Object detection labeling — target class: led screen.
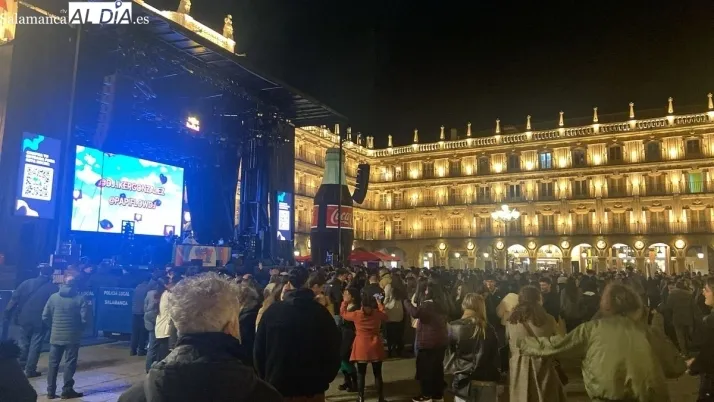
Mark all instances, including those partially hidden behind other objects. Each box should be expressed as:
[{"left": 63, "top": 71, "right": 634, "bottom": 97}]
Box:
[
  {"left": 71, "top": 145, "right": 184, "bottom": 236},
  {"left": 276, "top": 191, "right": 292, "bottom": 241},
  {"left": 14, "top": 132, "right": 62, "bottom": 218}
]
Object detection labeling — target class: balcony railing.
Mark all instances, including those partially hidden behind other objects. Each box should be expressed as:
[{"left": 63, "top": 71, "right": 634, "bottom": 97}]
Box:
[
  {"left": 295, "top": 151, "right": 325, "bottom": 167},
  {"left": 685, "top": 180, "right": 708, "bottom": 194},
  {"left": 646, "top": 183, "right": 668, "bottom": 196},
  {"left": 689, "top": 221, "right": 710, "bottom": 233},
  {"left": 540, "top": 227, "right": 557, "bottom": 236},
  {"left": 607, "top": 185, "right": 627, "bottom": 197},
  {"left": 539, "top": 193, "right": 557, "bottom": 201}
]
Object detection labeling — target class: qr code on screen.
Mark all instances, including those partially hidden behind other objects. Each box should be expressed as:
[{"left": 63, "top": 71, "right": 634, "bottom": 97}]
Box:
[{"left": 21, "top": 164, "right": 54, "bottom": 201}]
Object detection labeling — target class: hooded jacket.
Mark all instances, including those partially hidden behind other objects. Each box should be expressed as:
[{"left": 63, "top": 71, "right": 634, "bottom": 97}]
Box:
[
  {"left": 42, "top": 284, "right": 90, "bottom": 345},
  {"left": 0, "top": 341, "right": 37, "bottom": 402},
  {"left": 118, "top": 332, "right": 281, "bottom": 402}
]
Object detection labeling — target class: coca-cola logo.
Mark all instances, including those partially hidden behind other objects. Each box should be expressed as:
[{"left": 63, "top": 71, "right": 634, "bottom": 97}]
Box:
[
  {"left": 329, "top": 209, "right": 353, "bottom": 225},
  {"left": 325, "top": 205, "right": 353, "bottom": 229}
]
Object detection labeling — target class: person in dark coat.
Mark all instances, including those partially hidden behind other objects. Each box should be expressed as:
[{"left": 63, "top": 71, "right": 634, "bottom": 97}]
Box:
[
  {"left": 361, "top": 273, "right": 384, "bottom": 304},
  {"left": 237, "top": 284, "right": 261, "bottom": 366},
  {"left": 118, "top": 272, "right": 281, "bottom": 402},
  {"left": 130, "top": 273, "right": 153, "bottom": 356},
  {"left": 254, "top": 268, "right": 341, "bottom": 402},
  {"left": 42, "top": 271, "right": 90, "bottom": 399},
  {"left": 4, "top": 263, "right": 57, "bottom": 377},
  {"left": 539, "top": 277, "right": 560, "bottom": 322},
  {"left": 337, "top": 287, "right": 360, "bottom": 393},
  {"left": 0, "top": 340, "right": 37, "bottom": 402},
  {"left": 688, "top": 276, "right": 714, "bottom": 401}
]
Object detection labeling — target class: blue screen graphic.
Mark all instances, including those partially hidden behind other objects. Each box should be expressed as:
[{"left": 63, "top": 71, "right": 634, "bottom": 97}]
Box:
[
  {"left": 276, "top": 191, "right": 293, "bottom": 241},
  {"left": 71, "top": 145, "right": 185, "bottom": 236},
  {"left": 15, "top": 132, "right": 62, "bottom": 219}
]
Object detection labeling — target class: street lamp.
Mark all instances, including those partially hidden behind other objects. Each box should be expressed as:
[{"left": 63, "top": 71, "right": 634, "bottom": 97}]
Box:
[
  {"left": 293, "top": 250, "right": 300, "bottom": 257},
  {"left": 454, "top": 252, "right": 461, "bottom": 258}
]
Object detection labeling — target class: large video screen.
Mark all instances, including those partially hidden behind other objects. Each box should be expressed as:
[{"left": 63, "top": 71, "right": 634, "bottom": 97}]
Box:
[
  {"left": 14, "top": 132, "right": 62, "bottom": 218},
  {"left": 276, "top": 191, "right": 293, "bottom": 241},
  {"left": 71, "top": 145, "right": 184, "bottom": 236}
]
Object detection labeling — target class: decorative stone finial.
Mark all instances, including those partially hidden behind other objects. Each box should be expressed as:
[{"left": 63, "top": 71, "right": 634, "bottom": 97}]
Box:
[
  {"left": 439, "top": 125, "right": 445, "bottom": 140},
  {"left": 629, "top": 102, "right": 635, "bottom": 119},
  {"left": 178, "top": 0, "right": 191, "bottom": 14},
  {"left": 388, "top": 135, "right": 393, "bottom": 147},
  {"left": 413, "top": 129, "right": 419, "bottom": 143},
  {"left": 593, "top": 107, "right": 599, "bottom": 123},
  {"left": 708, "top": 93, "right": 713, "bottom": 110},
  {"left": 356, "top": 133, "right": 362, "bottom": 146},
  {"left": 466, "top": 122, "right": 472, "bottom": 137},
  {"left": 526, "top": 115, "right": 532, "bottom": 130},
  {"left": 334, "top": 123, "right": 340, "bottom": 137},
  {"left": 495, "top": 119, "right": 501, "bottom": 134},
  {"left": 369, "top": 136, "right": 374, "bottom": 149},
  {"left": 346, "top": 127, "right": 352, "bottom": 142},
  {"left": 668, "top": 97, "right": 674, "bottom": 114},
  {"left": 223, "top": 15, "right": 234, "bottom": 41},
  {"left": 558, "top": 111, "right": 564, "bottom": 127}
]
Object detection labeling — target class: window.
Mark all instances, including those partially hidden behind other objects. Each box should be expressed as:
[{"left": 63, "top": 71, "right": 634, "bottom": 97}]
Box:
[
  {"left": 478, "top": 217, "right": 491, "bottom": 233},
  {"left": 608, "top": 145, "right": 623, "bottom": 163},
  {"left": 393, "top": 220, "right": 402, "bottom": 235},
  {"left": 507, "top": 184, "right": 522, "bottom": 200},
  {"left": 612, "top": 213, "right": 627, "bottom": 233},
  {"left": 423, "top": 218, "right": 435, "bottom": 234},
  {"left": 572, "top": 149, "right": 587, "bottom": 167},
  {"left": 477, "top": 187, "right": 491, "bottom": 203},
  {"left": 423, "top": 162, "right": 434, "bottom": 179},
  {"left": 392, "top": 193, "right": 403, "bottom": 209},
  {"left": 478, "top": 157, "right": 490, "bottom": 174},
  {"left": 449, "top": 187, "right": 459, "bottom": 204},
  {"left": 394, "top": 166, "right": 403, "bottom": 181},
  {"left": 379, "top": 221, "right": 387, "bottom": 237},
  {"left": 649, "top": 211, "right": 666, "bottom": 233},
  {"left": 573, "top": 180, "right": 589, "bottom": 198},
  {"left": 449, "top": 217, "right": 462, "bottom": 232},
  {"left": 508, "top": 154, "right": 520, "bottom": 171},
  {"left": 687, "top": 172, "right": 704, "bottom": 193},
  {"left": 450, "top": 160, "right": 461, "bottom": 177},
  {"left": 686, "top": 138, "right": 702, "bottom": 156},
  {"left": 689, "top": 209, "right": 707, "bottom": 232},
  {"left": 540, "top": 215, "right": 555, "bottom": 234},
  {"left": 539, "top": 152, "right": 553, "bottom": 169},
  {"left": 423, "top": 189, "right": 434, "bottom": 205},
  {"left": 646, "top": 175, "right": 666, "bottom": 195},
  {"left": 379, "top": 193, "right": 389, "bottom": 208},
  {"left": 608, "top": 177, "right": 626, "bottom": 197},
  {"left": 540, "top": 182, "right": 554, "bottom": 199},
  {"left": 645, "top": 142, "right": 661, "bottom": 162},
  {"left": 574, "top": 214, "right": 590, "bottom": 233}
]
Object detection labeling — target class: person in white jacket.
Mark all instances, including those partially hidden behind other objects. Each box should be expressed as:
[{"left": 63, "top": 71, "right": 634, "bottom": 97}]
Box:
[
  {"left": 154, "top": 283, "right": 173, "bottom": 363},
  {"left": 380, "top": 269, "right": 405, "bottom": 357}
]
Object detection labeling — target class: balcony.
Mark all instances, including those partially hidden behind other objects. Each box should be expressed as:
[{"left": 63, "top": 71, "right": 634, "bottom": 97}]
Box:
[
  {"left": 295, "top": 151, "right": 324, "bottom": 167},
  {"left": 648, "top": 222, "right": 669, "bottom": 234},
  {"left": 607, "top": 185, "right": 627, "bottom": 198},
  {"left": 574, "top": 223, "right": 591, "bottom": 234},
  {"left": 572, "top": 190, "right": 589, "bottom": 200},
  {"left": 646, "top": 183, "right": 668, "bottom": 196},
  {"left": 539, "top": 193, "right": 557, "bottom": 201},
  {"left": 685, "top": 181, "right": 708, "bottom": 194},
  {"left": 296, "top": 184, "right": 317, "bottom": 197},
  {"left": 476, "top": 195, "right": 492, "bottom": 204},
  {"left": 540, "top": 227, "right": 557, "bottom": 236},
  {"left": 609, "top": 224, "right": 630, "bottom": 234},
  {"left": 504, "top": 193, "right": 526, "bottom": 202},
  {"left": 689, "top": 221, "right": 710, "bottom": 233}
]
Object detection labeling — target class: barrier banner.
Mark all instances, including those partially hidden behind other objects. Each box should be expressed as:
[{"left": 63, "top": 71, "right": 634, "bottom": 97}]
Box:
[{"left": 95, "top": 287, "right": 133, "bottom": 334}]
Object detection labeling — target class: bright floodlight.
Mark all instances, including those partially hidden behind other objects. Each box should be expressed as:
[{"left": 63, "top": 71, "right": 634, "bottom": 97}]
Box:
[
  {"left": 491, "top": 204, "right": 520, "bottom": 222},
  {"left": 186, "top": 116, "right": 200, "bottom": 131},
  {"left": 183, "top": 211, "right": 191, "bottom": 222},
  {"left": 293, "top": 250, "right": 300, "bottom": 256},
  {"left": 454, "top": 252, "right": 461, "bottom": 258}
]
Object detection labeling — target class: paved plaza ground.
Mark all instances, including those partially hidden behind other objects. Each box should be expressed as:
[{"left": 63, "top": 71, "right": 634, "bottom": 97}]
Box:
[{"left": 27, "top": 341, "right": 700, "bottom": 402}]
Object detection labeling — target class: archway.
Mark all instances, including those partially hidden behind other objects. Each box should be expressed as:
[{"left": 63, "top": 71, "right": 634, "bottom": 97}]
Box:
[
  {"left": 646, "top": 243, "right": 671, "bottom": 274},
  {"left": 609, "top": 243, "right": 635, "bottom": 271},
  {"left": 570, "top": 243, "right": 595, "bottom": 273},
  {"left": 377, "top": 247, "right": 406, "bottom": 269},
  {"left": 448, "top": 249, "right": 467, "bottom": 270},
  {"left": 478, "top": 245, "right": 495, "bottom": 271},
  {"left": 421, "top": 247, "right": 437, "bottom": 269},
  {"left": 507, "top": 244, "right": 529, "bottom": 272},
  {"left": 536, "top": 245, "right": 563, "bottom": 271},
  {"left": 685, "top": 245, "right": 708, "bottom": 273}
]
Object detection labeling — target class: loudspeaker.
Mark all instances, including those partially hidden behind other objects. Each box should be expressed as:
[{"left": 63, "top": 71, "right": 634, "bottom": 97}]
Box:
[{"left": 351, "top": 163, "right": 370, "bottom": 204}]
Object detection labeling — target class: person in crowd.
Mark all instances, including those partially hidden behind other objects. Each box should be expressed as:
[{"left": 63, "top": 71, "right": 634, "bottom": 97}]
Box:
[
  {"left": 118, "top": 272, "right": 282, "bottom": 402},
  {"left": 539, "top": 277, "right": 560, "bottom": 322},
  {"left": 326, "top": 268, "right": 350, "bottom": 324},
  {"left": 362, "top": 273, "right": 384, "bottom": 303},
  {"left": 4, "top": 263, "right": 57, "bottom": 377},
  {"left": 506, "top": 285, "right": 565, "bottom": 402},
  {"left": 380, "top": 268, "right": 405, "bottom": 358},
  {"left": 663, "top": 280, "right": 697, "bottom": 357},
  {"left": 154, "top": 281, "right": 173, "bottom": 365},
  {"left": 237, "top": 282, "right": 261, "bottom": 366},
  {"left": 688, "top": 276, "right": 714, "bottom": 401},
  {"left": 143, "top": 278, "right": 165, "bottom": 372},
  {"left": 264, "top": 274, "right": 282, "bottom": 300},
  {"left": 341, "top": 289, "right": 389, "bottom": 402},
  {"left": 560, "top": 276, "right": 584, "bottom": 332},
  {"left": 0, "top": 340, "right": 37, "bottom": 402},
  {"left": 130, "top": 273, "right": 152, "bottom": 357},
  {"left": 308, "top": 272, "right": 330, "bottom": 312},
  {"left": 519, "top": 282, "right": 685, "bottom": 402},
  {"left": 256, "top": 281, "right": 285, "bottom": 330},
  {"left": 254, "top": 268, "right": 341, "bottom": 402},
  {"left": 338, "top": 287, "right": 360, "bottom": 393},
  {"left": 403, "top": 282, "right": 449, "bottom": 402},
  {"left": 445, "top": 293, "right": 500, "bottom": 400},
  {"left": 43, "top": 269, "right": 90, "bottom": 399}
]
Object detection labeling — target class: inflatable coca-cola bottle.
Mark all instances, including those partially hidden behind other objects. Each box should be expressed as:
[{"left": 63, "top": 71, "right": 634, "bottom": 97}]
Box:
[{"left": 310, "top": 148, "right": 354, "bottom": 266}]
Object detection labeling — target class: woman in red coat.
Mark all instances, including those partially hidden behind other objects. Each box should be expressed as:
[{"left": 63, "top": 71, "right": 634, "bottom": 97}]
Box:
[{"left": 341, "top": 293, "right": 389, "bottom": 402}]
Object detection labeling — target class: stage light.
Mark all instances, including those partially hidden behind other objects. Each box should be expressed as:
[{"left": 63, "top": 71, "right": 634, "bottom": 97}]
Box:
[
  {"left": 184, "top": 211, "right": 191, "bottom": 222},
  {"left": 186, "top": 116, "right": 200, "bottom": 131}
]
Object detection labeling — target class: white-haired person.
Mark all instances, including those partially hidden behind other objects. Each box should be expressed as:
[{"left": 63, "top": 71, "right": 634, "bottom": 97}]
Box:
[{"left": 118, "top": 272, "right": 282, "bottom": 402}]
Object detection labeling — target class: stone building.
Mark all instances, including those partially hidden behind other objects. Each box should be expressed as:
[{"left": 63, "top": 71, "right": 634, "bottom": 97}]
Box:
[{"left": 293, "top": 96, "right": 714, "bottom": 274}]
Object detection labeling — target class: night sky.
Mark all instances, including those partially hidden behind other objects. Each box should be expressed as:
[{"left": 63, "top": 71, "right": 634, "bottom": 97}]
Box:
[{"left": 153, "top": 0, "right": 714, "bottom": 146}]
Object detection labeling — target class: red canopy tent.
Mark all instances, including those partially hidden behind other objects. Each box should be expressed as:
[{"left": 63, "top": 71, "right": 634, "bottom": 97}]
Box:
[
  {"left": 295, "top": 255, "right": 311, "bottom": 263},
  {"left": 348, "top": 250, "right": 382, "bottom": 262},
  {"left": 372, "top": 251, "right": 400, "bottom": 262}
]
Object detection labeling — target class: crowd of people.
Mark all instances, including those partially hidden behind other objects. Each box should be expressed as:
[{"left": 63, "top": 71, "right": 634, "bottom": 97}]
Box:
[{"left": 1, "top": 261, "right": 713, "bottom": 402}]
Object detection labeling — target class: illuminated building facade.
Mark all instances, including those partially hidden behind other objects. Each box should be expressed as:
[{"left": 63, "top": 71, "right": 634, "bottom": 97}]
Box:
[{"left": 294, "top": 96, "right": 714, "bottom": 274}]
